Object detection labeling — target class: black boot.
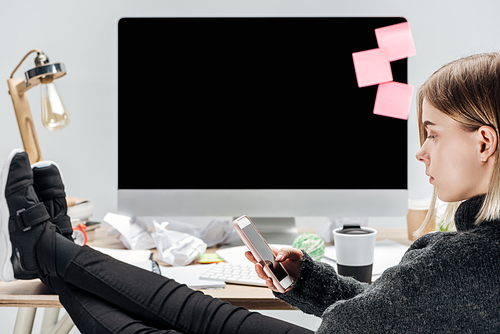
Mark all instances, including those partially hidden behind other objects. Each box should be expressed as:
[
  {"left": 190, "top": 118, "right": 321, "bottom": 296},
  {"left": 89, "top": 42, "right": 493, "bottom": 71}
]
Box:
[
  {"left": 32, "top": 161, "right": 74, "bottom": 242},
  {"left": 0, "top": 149, "right": 58, "bottom": 281}
]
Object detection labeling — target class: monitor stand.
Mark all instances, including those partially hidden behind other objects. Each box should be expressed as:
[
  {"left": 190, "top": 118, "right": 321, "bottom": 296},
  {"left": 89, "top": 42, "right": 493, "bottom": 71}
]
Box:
[{"left": 225, "top": 217, "right": 299, "bottom": 247}]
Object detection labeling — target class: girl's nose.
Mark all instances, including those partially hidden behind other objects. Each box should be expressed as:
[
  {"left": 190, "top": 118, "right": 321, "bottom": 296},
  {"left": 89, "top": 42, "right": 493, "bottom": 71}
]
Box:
[{"left": 415, "top": 145, "right": 429, "bottom": 163}]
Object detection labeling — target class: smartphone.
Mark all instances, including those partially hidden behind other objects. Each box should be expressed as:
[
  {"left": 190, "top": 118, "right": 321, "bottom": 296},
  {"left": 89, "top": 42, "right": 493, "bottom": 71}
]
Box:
[{"left": 232, "top": 215, "right": 293, "bottom": 293}]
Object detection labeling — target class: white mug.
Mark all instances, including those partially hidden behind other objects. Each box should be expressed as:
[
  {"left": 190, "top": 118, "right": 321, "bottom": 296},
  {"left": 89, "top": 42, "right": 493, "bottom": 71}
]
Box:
[{"left": 333, "top": 225, "right": 377, "bottom": 283}]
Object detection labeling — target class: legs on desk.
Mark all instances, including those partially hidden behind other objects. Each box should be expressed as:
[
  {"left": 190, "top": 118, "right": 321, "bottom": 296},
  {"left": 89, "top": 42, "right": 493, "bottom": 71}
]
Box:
[
  {"left": 42, "top": 274, "right": 181, "bottom": 334},
  {"left": 40, "top": 246, "right": 312, "bottom": 334},
  {"left": 2, "top": 151, "right": 310, "bottom": 334}
]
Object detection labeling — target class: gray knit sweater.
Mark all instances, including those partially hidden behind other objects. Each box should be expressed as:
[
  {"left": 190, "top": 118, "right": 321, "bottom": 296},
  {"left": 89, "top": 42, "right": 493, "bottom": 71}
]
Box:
[{"left": 276, "top": 195, "right": 500, "bottom": 333}]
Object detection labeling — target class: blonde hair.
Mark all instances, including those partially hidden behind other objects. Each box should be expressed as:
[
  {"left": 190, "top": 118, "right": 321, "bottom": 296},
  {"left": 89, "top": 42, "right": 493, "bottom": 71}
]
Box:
[{"left": 415, "top": 52, "right": 500, "bottom": 236}]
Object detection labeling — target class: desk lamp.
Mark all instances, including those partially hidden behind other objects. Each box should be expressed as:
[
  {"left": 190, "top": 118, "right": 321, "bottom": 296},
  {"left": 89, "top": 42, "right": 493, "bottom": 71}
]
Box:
[{"left": 7, "top": 49, "right": 69, "bottom": 164}]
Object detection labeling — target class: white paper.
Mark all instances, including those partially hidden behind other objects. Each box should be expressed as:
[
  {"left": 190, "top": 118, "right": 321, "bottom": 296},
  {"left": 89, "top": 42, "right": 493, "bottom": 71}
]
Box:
[
  {"left": 152, "top": 221, "right": 207, "bottom": 266},
  {"left": 164, "top": 219, "right": 237, "bottom": 247},
  {"left": 103, "top": 213, "right": 156, "bottom": 250},
  {"left": 160, "top": 264, "right": 225, "bottom": 289},
  {"left": 198, "top": 219, "right": 237, "bottom": 246},
  {"left": 90, "top": 246, "right": 158, "bottom": 272},
  {"left": 91, "top": 246, "right": 152, "bottom": 262}
]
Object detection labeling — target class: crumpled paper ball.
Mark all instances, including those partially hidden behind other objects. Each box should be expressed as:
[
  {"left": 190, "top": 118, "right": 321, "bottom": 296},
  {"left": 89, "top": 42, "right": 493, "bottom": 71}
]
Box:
[{"left": 151, "top": 221, "right": 207, "bottom": 266}]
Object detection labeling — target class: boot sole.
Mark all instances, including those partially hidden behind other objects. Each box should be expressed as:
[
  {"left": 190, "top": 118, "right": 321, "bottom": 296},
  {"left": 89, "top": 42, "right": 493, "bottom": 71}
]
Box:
[{"left": 0, "top": 148, "right": 23, "bottom": 282}]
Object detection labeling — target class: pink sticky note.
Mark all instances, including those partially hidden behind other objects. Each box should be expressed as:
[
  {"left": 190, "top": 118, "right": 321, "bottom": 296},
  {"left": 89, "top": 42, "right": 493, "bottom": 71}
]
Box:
[
  {"left": 352, "top": 48, "right": 393, "bottom": 88},
  {"left": 375, "top": 22, "right": 416, "bottom": 61},
  {"left": 373, "top": 82, "right": 414, "bottom": 120}
]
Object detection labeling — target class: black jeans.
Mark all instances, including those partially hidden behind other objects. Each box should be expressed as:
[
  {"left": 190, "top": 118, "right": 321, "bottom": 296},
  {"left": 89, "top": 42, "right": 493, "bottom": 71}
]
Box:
[{"left": 41, "top": 246, "right": 313, "bottom": 334}]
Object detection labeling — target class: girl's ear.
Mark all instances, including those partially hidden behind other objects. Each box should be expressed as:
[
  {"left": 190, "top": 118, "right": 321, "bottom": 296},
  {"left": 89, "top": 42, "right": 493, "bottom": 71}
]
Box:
[{"left": 478, "top": 125, "right": 498, "bottom": 162}]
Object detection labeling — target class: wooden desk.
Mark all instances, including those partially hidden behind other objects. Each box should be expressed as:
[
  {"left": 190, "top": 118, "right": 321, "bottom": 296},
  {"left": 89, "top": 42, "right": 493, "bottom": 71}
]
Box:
[{"left": 0, "top": 227, "right": 411, "bottom": 311}]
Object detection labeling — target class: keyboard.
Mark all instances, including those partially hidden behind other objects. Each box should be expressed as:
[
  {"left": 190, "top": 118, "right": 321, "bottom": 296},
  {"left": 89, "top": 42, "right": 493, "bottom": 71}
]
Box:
[{"left": 200, "top": 262, "right": 266, "bottom": 287}]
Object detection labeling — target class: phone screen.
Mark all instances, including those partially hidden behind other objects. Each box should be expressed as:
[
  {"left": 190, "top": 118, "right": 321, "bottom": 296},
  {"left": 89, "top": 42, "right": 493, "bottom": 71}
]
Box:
[{"left": 241, "top": 224, "right": 289, "bottom": 281}]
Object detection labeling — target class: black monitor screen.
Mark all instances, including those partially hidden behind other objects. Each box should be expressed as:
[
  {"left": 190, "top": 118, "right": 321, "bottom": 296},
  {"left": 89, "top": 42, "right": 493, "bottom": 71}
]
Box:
[{"left": 118, "top": 17, "right": 408, "bottom": 190}]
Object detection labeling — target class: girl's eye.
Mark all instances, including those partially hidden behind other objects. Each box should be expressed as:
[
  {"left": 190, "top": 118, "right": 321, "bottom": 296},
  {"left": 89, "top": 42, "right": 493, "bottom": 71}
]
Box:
[{"left": 427, "top": 135, "right": 436, "bottom": 140}]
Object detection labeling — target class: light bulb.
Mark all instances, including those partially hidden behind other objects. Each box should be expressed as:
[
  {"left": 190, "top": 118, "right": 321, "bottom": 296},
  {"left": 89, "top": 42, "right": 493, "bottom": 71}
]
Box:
[{"left": 40, "top": 81, "right": 70, "bottom": 131}]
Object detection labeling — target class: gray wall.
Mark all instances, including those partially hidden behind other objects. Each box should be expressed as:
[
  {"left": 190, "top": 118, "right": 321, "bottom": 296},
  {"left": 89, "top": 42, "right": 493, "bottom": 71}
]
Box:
[
  {"left": 2, "top": 1, "right": 500, "bottom": 221},
  {"left": 1, "top": 0, "right": 499, "bottom": 332},
  {"left": 2, "top": 1, "right": 500, "bottom": 223}
]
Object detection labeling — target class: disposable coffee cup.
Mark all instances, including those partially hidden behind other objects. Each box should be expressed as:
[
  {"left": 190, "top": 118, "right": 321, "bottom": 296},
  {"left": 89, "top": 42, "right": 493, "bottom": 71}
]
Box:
[{"left": 333, "top": 225, "right": 377, "bottom": 283}]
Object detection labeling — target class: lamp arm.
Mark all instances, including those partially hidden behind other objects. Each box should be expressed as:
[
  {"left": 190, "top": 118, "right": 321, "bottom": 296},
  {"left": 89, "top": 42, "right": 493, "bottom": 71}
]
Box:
[
  {"left": 10, "top": 49, "right": 42, "bottom": 79},
  {"left": 7, "top": 77, "right": 43, "bottom": 164},
  {"left": 7, "top": 49, "right": 45, "bottom": 164},
  {"left": 25, "top": 117, "right": 43, "bottom": 162}
]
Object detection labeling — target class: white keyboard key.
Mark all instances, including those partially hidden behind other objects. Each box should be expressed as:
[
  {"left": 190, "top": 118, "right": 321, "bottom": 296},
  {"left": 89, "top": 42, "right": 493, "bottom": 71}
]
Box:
[{"left": 200, "top": 262, "right": 266, "bottom": 287}]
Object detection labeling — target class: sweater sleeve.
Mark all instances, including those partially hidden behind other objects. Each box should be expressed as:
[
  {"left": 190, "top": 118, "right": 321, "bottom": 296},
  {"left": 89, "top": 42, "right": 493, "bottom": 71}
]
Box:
[{"left": 273, "top": 252, "right": 369, "bottom": 317}]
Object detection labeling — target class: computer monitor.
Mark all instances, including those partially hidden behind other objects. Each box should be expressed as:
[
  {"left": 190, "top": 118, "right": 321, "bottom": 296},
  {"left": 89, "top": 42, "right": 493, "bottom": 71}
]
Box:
[{"left": 117, "top": 17, "right": 408, "bottom": 241}]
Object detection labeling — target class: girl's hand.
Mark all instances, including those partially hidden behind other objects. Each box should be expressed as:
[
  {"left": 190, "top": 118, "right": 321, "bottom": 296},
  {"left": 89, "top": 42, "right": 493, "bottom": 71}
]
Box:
[{"left": 245, "top": 246, "right": 303, "bottom": 293}]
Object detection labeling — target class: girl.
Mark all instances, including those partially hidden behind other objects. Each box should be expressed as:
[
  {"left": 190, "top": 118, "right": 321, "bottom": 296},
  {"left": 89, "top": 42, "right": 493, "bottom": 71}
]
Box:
[{"left": 1, "top": 52, "right": 500, "bottom": 333}]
